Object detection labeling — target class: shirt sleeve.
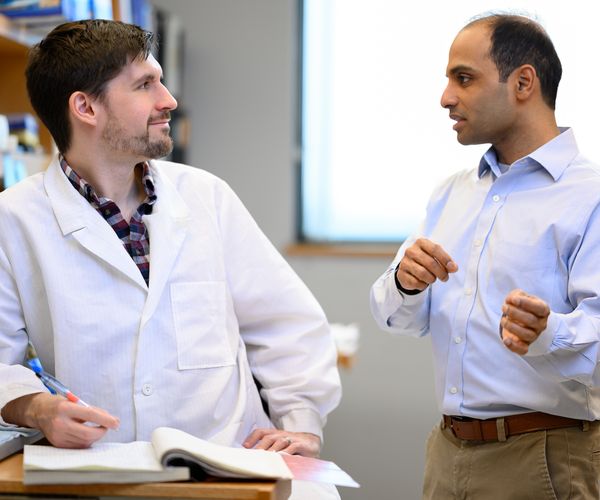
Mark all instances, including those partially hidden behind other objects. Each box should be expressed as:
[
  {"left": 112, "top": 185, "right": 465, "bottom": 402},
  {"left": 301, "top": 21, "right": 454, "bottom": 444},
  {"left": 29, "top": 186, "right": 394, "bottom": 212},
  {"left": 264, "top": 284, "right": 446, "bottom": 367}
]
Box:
[
  {"left": 370, "top": 232, "right": 433, "bottom": 338},
  {"left": 523, "top": 202, "right": 600, "bottom": 387},
  {"left": 215, "top": 181, "right": 341, "bottom": 440}
]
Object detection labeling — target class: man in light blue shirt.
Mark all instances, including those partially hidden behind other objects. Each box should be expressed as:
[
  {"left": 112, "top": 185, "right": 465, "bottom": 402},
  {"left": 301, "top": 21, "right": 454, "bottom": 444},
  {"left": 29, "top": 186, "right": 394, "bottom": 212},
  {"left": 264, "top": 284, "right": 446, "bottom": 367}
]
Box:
[{"left": 371, "top": 13, "right": 600, "bottom": 499}]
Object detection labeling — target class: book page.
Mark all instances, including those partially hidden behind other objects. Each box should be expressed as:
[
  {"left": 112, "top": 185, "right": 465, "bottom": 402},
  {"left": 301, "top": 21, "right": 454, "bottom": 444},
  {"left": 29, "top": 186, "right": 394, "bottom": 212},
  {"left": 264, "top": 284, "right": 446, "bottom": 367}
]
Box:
[
  {"left": 281, "top": 453, "right": 359, "bottom": 488},
  {"left": 151, "top": 427, "right": 293, "bottom": 479},
  {"left": 24, "top": 441, "right": 164, "bottom": 472}
]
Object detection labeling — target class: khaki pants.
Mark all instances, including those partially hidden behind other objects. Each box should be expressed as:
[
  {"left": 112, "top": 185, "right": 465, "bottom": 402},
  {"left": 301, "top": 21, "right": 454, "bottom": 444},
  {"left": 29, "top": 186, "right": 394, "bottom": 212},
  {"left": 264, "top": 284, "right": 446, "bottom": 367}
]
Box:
[{"left": 422, "top": 419, "right": 600, "bottom": 499}]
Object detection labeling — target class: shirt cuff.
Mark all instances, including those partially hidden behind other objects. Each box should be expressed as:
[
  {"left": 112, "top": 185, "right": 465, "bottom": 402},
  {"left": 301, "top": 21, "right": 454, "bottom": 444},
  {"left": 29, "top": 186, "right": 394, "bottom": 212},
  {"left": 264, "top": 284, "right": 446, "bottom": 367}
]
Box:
[
  {"left": 382, "top": 266, "right": 425, "bottom": 306},
  {"left": 275, "top": 408, "right": 324, "bottom": 443},
  {"left": 0, "top": 385, "right": 47, "bottom": 426},
  {"left": 524, "top": 311, "right": 558, "bottom": 357}
]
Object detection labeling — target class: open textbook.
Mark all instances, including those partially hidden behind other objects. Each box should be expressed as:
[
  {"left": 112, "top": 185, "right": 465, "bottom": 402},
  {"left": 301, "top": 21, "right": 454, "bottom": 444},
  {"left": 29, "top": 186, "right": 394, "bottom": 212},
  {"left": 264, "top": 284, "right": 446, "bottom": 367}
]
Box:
[{"left": 23, "top": 426, "right": 359, "bottom": 488}]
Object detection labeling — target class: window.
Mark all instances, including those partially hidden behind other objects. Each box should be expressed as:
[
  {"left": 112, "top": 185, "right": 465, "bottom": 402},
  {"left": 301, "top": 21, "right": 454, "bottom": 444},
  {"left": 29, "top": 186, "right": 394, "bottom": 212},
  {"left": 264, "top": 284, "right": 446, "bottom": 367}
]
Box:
[{"left": 300, "top": 0, "right": 600, "bottom": 243}]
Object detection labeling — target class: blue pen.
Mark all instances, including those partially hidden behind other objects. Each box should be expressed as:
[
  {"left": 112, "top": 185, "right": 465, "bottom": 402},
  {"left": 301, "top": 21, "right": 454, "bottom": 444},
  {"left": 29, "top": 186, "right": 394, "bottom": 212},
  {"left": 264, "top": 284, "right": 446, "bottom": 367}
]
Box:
[{"left": 26, "top": 342, "right": 90, "bottom": 407}]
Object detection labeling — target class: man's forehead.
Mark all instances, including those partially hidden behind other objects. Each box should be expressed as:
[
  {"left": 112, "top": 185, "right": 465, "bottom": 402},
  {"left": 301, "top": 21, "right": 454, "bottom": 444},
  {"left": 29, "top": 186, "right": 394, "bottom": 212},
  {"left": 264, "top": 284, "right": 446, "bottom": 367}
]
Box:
[
  {"left": 446, "top": 24, "right": 493, "bottom": 71},
  {"left": 107, "top": 53, "right": 161, "bottom": 84}
]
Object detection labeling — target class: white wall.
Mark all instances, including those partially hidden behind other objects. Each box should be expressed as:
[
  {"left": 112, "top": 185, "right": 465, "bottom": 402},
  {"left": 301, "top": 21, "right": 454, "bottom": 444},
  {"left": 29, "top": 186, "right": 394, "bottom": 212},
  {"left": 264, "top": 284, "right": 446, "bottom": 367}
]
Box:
[{"left": 149, "top": 1, "right": 439, "bottom": 498}]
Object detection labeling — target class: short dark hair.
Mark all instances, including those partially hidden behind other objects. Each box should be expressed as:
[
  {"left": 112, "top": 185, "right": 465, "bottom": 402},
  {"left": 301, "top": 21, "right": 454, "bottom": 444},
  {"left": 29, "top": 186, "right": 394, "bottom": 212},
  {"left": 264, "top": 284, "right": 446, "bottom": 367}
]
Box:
[
  {"left": 468, "top": 14, "right": 562, "bottom": 109},
  {"left": 26, "top": 19, "right": 156, "bottom": 153}
]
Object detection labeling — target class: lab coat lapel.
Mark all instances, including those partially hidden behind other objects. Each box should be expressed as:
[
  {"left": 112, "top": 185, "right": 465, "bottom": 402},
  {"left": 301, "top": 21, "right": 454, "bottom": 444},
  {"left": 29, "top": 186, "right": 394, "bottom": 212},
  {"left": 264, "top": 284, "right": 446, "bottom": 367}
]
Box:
[
  {"left": 141, "top": 162, "right": 191, "bottom": 326},
  {"left": 44, "top": 157, "right": 148, "bottom": 289}
]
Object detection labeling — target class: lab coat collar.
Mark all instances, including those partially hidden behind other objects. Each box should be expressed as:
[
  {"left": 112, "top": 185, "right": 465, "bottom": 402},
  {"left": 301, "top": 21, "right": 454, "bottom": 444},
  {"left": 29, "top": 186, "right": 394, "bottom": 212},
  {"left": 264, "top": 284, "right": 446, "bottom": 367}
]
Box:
[
  {"left": 44, "top": 156, "right": 192, "bottom": 302},
  {"left": 140, "top": 160, "right": 192, "bottom": 326}
]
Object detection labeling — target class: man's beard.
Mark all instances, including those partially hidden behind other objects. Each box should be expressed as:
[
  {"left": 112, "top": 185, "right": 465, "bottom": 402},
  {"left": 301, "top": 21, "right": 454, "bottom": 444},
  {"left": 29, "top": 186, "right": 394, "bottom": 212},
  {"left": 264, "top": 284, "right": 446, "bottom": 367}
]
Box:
[{"left": 102, "top": 112, "right": 174, "bottom": 159}]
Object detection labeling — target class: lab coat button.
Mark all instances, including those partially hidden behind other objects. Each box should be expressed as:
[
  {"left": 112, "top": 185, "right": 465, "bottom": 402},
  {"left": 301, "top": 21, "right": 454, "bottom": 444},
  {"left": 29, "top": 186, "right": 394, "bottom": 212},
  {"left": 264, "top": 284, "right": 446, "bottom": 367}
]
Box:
[
  {"left": 142, "top": 384, "right": 153, "bottom": 396},
  {"left": 474, "top": 239, "right": 482, "bottom": 247},
  {"left": 492, "top": 195, "right": 500, "bottom": 202},
  {"left": 465, "top": 288, "right": 473, "bottom": 296},
  {"left": 454, "top": 336, "right": 462, "bottom": 344},
  {"left": 449, "top": 387, "right": 458, "bottom": 394}
]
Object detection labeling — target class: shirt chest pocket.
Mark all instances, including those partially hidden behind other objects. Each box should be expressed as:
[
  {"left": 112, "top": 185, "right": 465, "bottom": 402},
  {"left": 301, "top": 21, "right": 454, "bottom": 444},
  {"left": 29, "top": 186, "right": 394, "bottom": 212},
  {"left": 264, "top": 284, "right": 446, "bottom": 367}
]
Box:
[
  {"left": 170, "top": 282, "right": 235, "bottom": 369},
  {"left": 489, "top": 240, "right": 557, "bottom": 300}
]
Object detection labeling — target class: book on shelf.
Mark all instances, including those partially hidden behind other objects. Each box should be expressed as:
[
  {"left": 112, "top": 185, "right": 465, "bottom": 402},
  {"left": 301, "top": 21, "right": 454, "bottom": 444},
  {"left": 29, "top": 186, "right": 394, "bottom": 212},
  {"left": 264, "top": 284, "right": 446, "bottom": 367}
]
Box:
[
  {"left": 0, "top": 0, "right": 112, "bottom": 26},
  {"left": 23, "top": 426, "right": 359, "bottom": 488},
  {"left": 7, "top": 112, "right": 39, "bottom": 150}
]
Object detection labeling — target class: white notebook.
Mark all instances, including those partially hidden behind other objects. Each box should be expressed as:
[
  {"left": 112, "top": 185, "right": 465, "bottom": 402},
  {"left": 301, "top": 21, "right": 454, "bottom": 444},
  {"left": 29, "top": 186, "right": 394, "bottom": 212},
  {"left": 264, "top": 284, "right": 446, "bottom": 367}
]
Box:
[{"left": 23, "top": 426, "right": 292, "bottom": 485}]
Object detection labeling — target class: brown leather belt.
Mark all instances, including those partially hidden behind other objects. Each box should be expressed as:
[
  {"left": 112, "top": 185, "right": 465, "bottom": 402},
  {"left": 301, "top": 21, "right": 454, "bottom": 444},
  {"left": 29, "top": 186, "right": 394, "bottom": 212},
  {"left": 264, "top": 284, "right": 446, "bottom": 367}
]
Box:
[{"left": 443, "top": 412, "right": 586, "bottom": 442}]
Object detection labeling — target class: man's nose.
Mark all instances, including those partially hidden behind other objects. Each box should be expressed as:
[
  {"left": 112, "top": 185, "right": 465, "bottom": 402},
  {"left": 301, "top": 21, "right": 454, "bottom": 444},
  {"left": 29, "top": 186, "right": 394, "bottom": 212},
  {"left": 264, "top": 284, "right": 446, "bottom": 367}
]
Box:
[
  {"left": 440, "top": 84, "right": 456, "bottom": 109},
  {"left": 158, "top": 83, "right": 178, "bottom": 111}
]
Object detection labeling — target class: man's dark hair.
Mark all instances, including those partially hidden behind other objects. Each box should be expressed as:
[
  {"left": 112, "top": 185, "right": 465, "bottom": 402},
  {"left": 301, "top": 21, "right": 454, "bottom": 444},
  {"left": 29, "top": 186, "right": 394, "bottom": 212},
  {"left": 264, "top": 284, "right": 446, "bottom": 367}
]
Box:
[
  {"left": 469, "top": 14, "right": 562, "bottom": 109},
  {"left": 26, "top": 19, "right": 156, "bottom": 153}
]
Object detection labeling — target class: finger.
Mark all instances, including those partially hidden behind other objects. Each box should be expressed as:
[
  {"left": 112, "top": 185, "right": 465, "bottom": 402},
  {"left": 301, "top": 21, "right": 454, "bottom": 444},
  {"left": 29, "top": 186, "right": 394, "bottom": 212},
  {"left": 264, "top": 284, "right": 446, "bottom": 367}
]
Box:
[
  {"left": 405, "top": 244, "right": 449, "bottom": 283},
  {"left": 408, "top": 250, "right": 450, "bottom": 283},
  {"left": 252, "top": 434, "right": 279, "bottom": 451},
  {"left": 506, "top": 290, "right": 550, "bottom": 318},
  {"left": 501, "top": 330, "right": 529, "bottom": 355},
  {"left": 285, "top": 440, "right": 318, "bottom": 457},
  {"left": 502, "top": 304, "right": 540, "bottom": 330},
  {"left": 417, "top": 239, "right": 458, "bottom": 274},
  {"left": 242, "top": 429, "right": 269, "bottom": 449},
  {"left": 45, "top": 421, "right": 108, "bottom": 449},
  {"left": 501, "top": 316, "right": 538, "bottom": 344},
  {"left": 397, "top": 261, "right": 433, "bottom": 290},
  {"left": 266, "top": 437, "right": 293, "bottom": 453},
  {"left": 63, "top": 424, "right": 109, "bottom": 448},
  {"left": 62, "top": 404, "right": 120, "bottom": 429}
]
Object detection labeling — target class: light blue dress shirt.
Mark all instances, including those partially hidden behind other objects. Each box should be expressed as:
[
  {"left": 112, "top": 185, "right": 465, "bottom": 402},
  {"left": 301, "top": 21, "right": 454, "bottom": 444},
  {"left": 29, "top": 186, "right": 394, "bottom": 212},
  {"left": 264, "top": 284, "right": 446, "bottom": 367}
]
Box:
[{"left": 371, "top": 128, "right": 600, "bottom": 419}]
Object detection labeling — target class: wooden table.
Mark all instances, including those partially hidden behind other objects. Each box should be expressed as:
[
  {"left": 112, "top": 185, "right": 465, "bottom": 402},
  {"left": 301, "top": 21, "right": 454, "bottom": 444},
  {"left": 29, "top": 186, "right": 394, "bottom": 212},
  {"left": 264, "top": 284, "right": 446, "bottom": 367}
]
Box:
[{"left": 0, "top": 453, "right": 291, "bottom": 499}]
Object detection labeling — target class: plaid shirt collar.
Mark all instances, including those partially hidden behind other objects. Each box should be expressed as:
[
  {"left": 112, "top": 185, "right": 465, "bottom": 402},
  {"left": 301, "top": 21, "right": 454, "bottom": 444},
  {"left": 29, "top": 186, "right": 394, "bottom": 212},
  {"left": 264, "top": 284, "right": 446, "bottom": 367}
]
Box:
[
  {"left": 59, "top": 155, "right": 157, "bottom": 286},
  {"left": 59, "top": 155, "right": 157, "bottom": 210}
]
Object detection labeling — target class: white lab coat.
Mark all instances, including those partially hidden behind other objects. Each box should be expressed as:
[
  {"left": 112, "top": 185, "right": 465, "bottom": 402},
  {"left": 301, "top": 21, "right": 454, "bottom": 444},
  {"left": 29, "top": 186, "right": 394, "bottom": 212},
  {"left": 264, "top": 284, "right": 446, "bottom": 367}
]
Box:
[{"left": 0, "top": 157, "right": 341, "bottom": 452}]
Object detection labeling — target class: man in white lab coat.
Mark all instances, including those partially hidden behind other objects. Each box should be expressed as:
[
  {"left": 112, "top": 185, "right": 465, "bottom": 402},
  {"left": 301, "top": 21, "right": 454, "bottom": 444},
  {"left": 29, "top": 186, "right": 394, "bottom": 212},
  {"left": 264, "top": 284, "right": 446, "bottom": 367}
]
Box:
[{"left": 0, "top": 19, "right": 340, "bottom": 498}]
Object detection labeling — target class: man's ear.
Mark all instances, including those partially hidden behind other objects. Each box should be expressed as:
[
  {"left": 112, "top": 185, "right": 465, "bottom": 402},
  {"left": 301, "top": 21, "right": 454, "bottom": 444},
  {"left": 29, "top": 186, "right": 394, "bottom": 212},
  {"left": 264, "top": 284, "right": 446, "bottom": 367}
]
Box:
[
  {"left": 68, "top": 91, "right": 100, "bottom": 126},
  {"left": 513, "top": 64, "right": 536, "bottom": 102}
]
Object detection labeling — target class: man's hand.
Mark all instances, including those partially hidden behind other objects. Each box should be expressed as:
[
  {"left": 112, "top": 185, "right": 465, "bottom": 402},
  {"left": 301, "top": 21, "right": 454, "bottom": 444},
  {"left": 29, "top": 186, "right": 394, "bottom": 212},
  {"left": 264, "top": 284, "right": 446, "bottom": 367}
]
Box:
[
  {"left": 243, "top": 428, "right": 321, "bottom": 457},
  {"left": 500, "top": 289, "right": 550, "bottom": 355},
  {"left": 1, "top": 392, "right": 120, "bottom": 448},
  {"left": 396, "top": 238, "right": 458, "bottom": 292}
]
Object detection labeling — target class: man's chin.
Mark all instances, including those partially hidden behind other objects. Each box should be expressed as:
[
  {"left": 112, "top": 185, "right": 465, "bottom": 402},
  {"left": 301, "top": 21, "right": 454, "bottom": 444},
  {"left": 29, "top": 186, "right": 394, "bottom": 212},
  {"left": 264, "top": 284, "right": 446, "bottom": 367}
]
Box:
[
  {"left": 456, "top": 133, "right": 481, "bottom": 146},
  {"left": 146, "top": 139, "right": 174, "bottom": 159}
]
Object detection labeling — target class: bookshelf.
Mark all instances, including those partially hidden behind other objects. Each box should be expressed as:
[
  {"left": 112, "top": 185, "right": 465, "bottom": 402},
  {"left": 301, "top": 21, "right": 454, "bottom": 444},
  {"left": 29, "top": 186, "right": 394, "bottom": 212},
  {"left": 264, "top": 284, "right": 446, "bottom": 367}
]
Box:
[
  {"left": 0, "top": 14, "right": 53, "bottom": 153},
  {"left": 0, "top": 0, "right": 124, "bottom": 155},
  {"left": 0, "top": 1, "right": 186, "bottom": 172}
]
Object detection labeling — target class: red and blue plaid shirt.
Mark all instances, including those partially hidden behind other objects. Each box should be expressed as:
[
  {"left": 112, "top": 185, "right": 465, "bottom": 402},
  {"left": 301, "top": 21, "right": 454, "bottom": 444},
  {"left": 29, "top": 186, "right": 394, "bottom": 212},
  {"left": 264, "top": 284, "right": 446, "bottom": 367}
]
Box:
[{"left": 60, "top": 156, "right": 156, "bottom": 286}]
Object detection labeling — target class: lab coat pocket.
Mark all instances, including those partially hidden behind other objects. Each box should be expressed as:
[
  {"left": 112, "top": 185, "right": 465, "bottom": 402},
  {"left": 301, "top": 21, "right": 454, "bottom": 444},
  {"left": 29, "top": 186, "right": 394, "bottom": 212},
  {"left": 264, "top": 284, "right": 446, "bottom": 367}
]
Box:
[{"left": 171, "top": 281, "right": 235, "bottom": 369}]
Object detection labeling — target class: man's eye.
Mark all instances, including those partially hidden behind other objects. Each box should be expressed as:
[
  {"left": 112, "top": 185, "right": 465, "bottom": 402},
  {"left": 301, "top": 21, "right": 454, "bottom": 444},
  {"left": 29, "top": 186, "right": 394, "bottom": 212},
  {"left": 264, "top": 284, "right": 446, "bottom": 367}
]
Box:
[
  {"left": 140, "top": 81, "right": 151, "bottom": 89},
  {"left": 458, "top": 75, "right": 471, "bottom": 85}
]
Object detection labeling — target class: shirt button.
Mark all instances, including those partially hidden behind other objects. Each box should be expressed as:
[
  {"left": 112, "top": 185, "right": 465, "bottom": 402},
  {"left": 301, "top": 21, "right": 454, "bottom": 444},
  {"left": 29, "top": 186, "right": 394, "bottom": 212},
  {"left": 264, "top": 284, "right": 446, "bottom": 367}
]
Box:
[
  {"left": 465, "top": 288, "right": 473, "bottom": 296},
  {"left": 454, "top": 336, "right": 462, "bottom": 344},
  {"left": 142, "top": 384, "right": 153, "bottom": 396},
  {"left": 449, "top": 387, "right": 458, "bottom": 394},
  {"left": 492, "top": 195, "right": 500, "bottom": 202}
]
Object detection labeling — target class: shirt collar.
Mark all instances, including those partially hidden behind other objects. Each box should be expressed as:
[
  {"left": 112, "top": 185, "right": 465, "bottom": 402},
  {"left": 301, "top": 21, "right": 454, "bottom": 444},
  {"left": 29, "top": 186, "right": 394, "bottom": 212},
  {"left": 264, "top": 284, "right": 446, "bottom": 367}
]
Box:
[
  {"left": 478, "top": 127, "right": 579, "bottom": 181},
  {"left": 59, "top": 155, "right": 157, "bottom": 207}
]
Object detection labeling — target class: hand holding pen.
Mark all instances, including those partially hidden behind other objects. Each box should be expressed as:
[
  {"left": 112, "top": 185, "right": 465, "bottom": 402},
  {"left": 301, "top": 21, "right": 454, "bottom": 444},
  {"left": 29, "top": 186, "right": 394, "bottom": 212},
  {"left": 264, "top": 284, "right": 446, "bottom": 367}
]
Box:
[
  {"left": 26, "top": 342, "right": 90, "bottom": 407},
  {"left": 14, "top": 342, "right": 121, "bottom": 448}
]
